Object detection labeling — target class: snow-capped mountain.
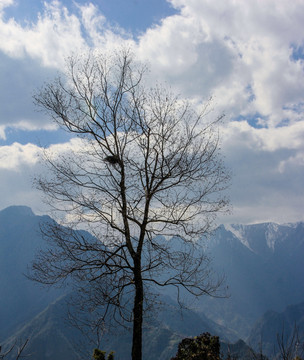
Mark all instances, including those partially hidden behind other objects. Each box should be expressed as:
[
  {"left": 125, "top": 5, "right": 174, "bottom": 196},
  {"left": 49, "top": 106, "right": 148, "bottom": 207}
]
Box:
[
  {"left": 0, "top": 205, "right": 303, "bottom": 356},
  {"left": 197, "top": 222, "right": 304, "bottom": 339},
  {"left": 222, "top": 222, "right": 304, "bottom": 255}
]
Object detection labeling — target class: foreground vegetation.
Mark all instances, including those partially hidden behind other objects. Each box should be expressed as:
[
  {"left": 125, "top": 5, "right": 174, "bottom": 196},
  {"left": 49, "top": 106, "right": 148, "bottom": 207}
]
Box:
[{"left": 1, "top": 328, "right": 303, "bottom": 360}]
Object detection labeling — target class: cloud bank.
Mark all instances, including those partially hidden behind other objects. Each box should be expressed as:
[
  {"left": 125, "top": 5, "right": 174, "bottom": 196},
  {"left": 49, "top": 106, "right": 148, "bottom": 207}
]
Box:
[{"left": 0, "top": 0, "right": 303, "bottom": 224}]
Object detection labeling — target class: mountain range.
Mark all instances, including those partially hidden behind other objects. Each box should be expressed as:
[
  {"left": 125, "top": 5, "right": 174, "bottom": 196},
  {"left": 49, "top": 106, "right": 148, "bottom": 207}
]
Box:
[
  {"left": 248, "top": 301, "right": 304, "bottom": 358},
  {"left": 198, "top": 222, "right": 304, "bottom": 338},
  {"left": 0, "top": 206, "right": 303, "bottom": 359}
]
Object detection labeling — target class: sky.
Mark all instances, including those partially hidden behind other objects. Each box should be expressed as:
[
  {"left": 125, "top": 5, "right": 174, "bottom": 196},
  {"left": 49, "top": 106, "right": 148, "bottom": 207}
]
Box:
[{"left": 0, "top": 0, "right": 304, "bottom": 225}]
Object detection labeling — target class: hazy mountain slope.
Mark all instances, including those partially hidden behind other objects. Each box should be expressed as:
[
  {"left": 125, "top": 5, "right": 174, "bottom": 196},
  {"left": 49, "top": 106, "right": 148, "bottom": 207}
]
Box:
[
  {"left": 1, "top": 292, "right": 238, "bottom": 360},
  {"left": 196, "top": 222, "right": 304, "bottom": 339},
  {"left": 0, "top": 206, "right": 62, "bottom": 340},
  {"left": 0, "top": 205, "right": 234, "bottom": 360},
  {"left": 1, "top": 206, "right": 304, "bottom": 358},
  {"left": 248, "top": 301, "right": 304, "bottom": 358},
  {"left": 1, "top": 295, "right": 86, "bottom": 360}
]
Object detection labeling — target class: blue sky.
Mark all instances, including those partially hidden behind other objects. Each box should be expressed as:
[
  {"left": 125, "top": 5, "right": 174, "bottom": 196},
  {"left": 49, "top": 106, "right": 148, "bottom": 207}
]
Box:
[
  {"left": 2, "top": 0, "right": 177, "bottom": 34},
  {"left": 0, "top": 0, "right": 304, "bottom": 224}
]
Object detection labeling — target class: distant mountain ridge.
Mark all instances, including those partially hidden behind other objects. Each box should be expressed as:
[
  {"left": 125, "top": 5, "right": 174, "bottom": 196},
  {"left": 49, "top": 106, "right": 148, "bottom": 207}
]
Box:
[
  {"left": 0, "top": 205, "right": 61, "bottom": 340},
  {"left": 0, "top": 205, "right": 303, "bottom": 359},
  {"left": 248, "top": 301, "right": 304, "bottom": 358},
  {"left": 196, "top": 221, "right": 304, "bottom": 338},
  {"left": 0, "top": 206, "right": 234, "bottom": 359},
  {"left": 219, "top": 221, "right": 304, "bottom": 255},
  {"left": 0, "top": 205, "right": 35, "bottom": 217}
]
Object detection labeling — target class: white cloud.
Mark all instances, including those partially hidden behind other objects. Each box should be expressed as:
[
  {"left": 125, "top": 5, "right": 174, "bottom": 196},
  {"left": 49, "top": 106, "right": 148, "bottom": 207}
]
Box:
[
  {"left": 0, "top": 126, "right": 5, "bottom": 139},
  {"left": 0, "top": 138, "right": 87, "bottom": 214},
  {"left": 1, "top": 0, "right": 303, "bottom": 128},
  {"left": 0, "top": 0, "right": 13, "bottom": 12},
  {"left": 0, "top": 1, "right": 133, "bottom": 69},
  {"left": 0, "top": 51, "right": 59, "bottom": 134},
  {"left": 0, "top": 142, "right": 40, "bottom": 169},
  {"left": 222, "top": 120, "right": 304, "bottom": 152},
  {"left": 0, "top": 137, "right": 86, "bottom": 171},
  {"left": 0, "top": 1, "right": 133, "bottom": 138},
  {"left": 138, "top": 0, "right": 304, "bottom": 127},
  {"left": 77, "top": 2, "right": 133, "bottom": 49},
  {"left": 220, "top": 120, "right": 304, "bottom": 224},
  {"left": 0, "top": 1, "right": 88, "bottom": 67},
  {"left": 137, "top": 13, "right": 235, "bottom": 103},
  {"left": 0, "top": 0, "right": 303, "bottom": 224},
  {"left": 278, "top": 151, "right": 304, "bottom": 174},
  {"left": 1, "top": 119, "right": 303, "bottom": 226}
]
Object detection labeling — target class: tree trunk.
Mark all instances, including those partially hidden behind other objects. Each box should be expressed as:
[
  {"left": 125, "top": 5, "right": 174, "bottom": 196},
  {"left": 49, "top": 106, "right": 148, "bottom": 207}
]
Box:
[{"left": 132, "top": 258, "right": 144, "bottom": 360}]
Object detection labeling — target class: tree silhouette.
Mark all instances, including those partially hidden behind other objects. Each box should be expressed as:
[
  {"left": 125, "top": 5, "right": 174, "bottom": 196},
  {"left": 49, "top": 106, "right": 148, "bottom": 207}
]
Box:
[{"left": 31, "top": 49, "right": 230, "bottom": 360}]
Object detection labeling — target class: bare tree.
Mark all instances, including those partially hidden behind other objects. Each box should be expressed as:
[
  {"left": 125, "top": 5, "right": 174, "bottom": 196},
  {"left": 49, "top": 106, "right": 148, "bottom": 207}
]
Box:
[
  {"left": 276, "top": 324, "right": 304, "bottom": 360},
  {"left": 31, "top": 49, "right": 230, "bottom": 360},
  {"left": 0, "top": 339, "right": 29, "bottom": 360}
]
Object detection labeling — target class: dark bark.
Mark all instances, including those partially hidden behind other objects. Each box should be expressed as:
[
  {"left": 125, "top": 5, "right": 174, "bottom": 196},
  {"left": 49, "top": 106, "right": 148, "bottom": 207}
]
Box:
[{"left": 132, "top": 257, "right": 144, "bottom": 360}]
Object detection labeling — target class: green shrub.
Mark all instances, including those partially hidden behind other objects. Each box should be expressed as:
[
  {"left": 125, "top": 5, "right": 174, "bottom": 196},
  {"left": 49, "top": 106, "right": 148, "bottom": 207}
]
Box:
[
  {"left": 171, "top": 332, "right": 220, "bottom": 360},
  {"left": 92, "top": 348, "right": 115, "bottom": 360}
]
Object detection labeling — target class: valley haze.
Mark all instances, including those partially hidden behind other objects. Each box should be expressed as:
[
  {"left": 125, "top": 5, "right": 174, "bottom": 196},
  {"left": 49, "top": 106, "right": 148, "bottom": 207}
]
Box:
[{"left": 1, "top": 205, "right": 303, "bottom": 359}]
